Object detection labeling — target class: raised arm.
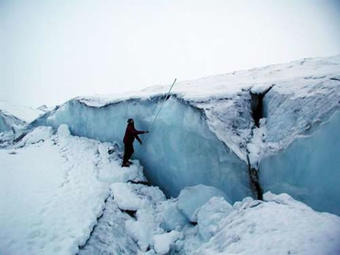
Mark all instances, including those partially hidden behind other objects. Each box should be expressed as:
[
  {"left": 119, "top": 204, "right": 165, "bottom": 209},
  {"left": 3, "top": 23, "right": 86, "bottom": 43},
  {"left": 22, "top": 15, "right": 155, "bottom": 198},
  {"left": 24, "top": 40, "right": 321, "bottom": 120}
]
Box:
[{"left": 129, "top": 125, "right": 148, "bottom": 135}]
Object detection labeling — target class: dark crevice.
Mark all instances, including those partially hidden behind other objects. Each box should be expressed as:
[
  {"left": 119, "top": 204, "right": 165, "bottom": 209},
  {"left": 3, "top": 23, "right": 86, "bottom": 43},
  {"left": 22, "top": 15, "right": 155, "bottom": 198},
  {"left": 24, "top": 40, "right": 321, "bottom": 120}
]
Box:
[
  {"left": 121, "top": 209, "right": 137, "bottom": 218},
  {"left": 127, "top": 180, "right": 151, "bottom": 186},
  {"left": 250, "top": 85, "right": 273, "bottom": 127},
  {"left": 246, "top": 155, "right": 263, "bottom": 200},
  {"left": 13, "top": 132, "right": 27, "bottom": 144},
  {"left": 247, "top": 85, "right": 274, "bottom": 200}
]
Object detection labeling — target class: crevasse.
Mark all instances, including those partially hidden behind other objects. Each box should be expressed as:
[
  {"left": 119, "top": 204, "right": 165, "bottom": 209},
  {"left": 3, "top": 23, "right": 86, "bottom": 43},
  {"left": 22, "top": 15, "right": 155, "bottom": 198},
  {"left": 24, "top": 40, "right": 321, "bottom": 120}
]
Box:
[
  {"left": 29, "top": 55, "right": 340, "bottom": 215},
  {"left": 31, "top": 97, "right": 252, "bottom": 202}
]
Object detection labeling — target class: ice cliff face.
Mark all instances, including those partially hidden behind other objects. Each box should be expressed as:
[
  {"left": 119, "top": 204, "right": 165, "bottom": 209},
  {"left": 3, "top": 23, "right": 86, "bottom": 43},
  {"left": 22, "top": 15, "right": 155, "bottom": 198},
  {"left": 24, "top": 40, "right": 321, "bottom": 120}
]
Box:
[{"left": 30, "top": 55, "right": 340, "bottom": 214}]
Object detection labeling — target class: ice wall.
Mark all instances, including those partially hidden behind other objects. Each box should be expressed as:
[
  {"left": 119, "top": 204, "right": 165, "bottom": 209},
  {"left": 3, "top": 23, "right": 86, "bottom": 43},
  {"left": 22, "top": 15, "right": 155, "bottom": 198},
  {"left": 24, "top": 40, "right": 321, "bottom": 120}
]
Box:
[
  {"left": 30, "top": 55, "right": 340, "bottom": 214},
  {"left": 260, "top": 110, "right": 340, "bottom": 215},
  {"left": 32, "top": 97, "right": 251, "bottom": 201}
]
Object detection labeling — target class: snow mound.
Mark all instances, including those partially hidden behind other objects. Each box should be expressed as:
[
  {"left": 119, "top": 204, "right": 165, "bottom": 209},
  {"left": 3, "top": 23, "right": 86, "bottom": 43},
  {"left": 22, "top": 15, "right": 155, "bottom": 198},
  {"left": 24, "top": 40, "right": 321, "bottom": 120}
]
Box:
[{"left": 184, "top": 193, "right": 340, "bottom": 255}]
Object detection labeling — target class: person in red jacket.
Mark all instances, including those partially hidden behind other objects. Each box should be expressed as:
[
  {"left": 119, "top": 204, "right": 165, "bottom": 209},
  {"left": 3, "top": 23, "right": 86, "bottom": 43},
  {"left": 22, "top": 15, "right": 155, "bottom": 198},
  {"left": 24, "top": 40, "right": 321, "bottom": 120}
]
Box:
[{"left": 122, "top": 118, "right": 149, "bottom": 167}]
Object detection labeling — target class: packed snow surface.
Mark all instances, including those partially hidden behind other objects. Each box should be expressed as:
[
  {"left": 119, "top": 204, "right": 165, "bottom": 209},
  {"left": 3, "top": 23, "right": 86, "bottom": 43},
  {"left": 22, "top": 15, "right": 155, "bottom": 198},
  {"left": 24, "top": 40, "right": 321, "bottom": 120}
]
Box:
[
  {"left": 0, "top": 125, "right": 143, "bottom": 254},
  {"left": 1, "top": 125, "right": 340, "bottom": 254}
]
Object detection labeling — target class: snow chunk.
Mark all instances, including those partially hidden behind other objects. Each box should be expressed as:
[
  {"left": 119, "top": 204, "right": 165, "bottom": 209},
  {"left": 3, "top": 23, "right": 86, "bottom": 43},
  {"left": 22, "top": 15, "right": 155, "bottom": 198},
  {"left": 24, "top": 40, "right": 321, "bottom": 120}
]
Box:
[
  {"left": 157, "top": 199, "right": 189, "bottom": 231},
  {"left": 196, "top": 196, "right": 233, "bottom": 241},
  {"left": 177, "top": 185, "right": 228, "bottom": 222},
  {"left": 153, "top": 230, "right": 182, "bottom": 254}
]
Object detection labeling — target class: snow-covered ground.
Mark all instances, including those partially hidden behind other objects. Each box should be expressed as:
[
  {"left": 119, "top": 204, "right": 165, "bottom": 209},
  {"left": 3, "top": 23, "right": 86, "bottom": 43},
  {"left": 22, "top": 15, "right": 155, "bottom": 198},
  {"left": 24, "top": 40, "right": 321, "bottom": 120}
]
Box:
[
  {"left": 0, "top": 125, "right": 143, "bottom": 254},
  {"left": 1, "top": 125, "right": 340, "bottom": 255}
]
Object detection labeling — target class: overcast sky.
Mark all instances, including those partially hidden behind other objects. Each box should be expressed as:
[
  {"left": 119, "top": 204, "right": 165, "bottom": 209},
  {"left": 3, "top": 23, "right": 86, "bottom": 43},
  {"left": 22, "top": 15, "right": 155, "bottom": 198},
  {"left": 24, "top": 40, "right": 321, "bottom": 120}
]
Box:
[{"left": 1, "top": 0, "right": 340, "bottom": 107}]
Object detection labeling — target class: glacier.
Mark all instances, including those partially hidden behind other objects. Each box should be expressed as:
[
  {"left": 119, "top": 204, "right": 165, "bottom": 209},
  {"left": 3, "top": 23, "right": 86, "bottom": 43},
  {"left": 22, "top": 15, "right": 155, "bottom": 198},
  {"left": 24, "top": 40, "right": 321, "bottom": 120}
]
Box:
[
  {"left": 1, "top": 54, "right": 340, "bottom": 254},
  {"left": 29, "top": 55, "right": 340, "bottom": 215}
]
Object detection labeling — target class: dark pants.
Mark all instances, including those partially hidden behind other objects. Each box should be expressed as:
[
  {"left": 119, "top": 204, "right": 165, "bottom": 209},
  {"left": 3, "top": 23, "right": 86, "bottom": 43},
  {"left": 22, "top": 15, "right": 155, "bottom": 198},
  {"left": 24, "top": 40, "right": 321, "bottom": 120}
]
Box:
[{"left": 123, "top": 142, "right": 134, "bottom": 164}]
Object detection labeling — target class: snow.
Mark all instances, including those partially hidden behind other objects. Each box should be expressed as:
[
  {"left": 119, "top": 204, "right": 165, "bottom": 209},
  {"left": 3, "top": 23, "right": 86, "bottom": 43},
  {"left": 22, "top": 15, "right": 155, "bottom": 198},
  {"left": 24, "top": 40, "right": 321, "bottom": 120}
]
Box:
[
  {"left": 177, "top": 185, "right": 228, "bottom": 222},
  {"left": 183, "top": 193, "right": 340, "bottom": 255}
]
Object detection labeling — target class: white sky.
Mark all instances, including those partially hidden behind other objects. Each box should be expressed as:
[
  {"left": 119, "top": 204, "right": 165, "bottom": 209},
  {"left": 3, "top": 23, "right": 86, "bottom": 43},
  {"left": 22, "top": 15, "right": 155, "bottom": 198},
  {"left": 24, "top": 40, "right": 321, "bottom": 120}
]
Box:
[{"left": 1, "top": 0, "right": 340, "bottom": 107}]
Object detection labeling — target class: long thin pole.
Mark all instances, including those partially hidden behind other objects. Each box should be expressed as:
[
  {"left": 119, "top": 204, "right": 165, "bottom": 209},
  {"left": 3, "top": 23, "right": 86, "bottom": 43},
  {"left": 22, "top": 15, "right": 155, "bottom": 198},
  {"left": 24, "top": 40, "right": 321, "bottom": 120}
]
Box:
[{"left": 145, "top": 78, "right": 177, "bottom": 140}]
